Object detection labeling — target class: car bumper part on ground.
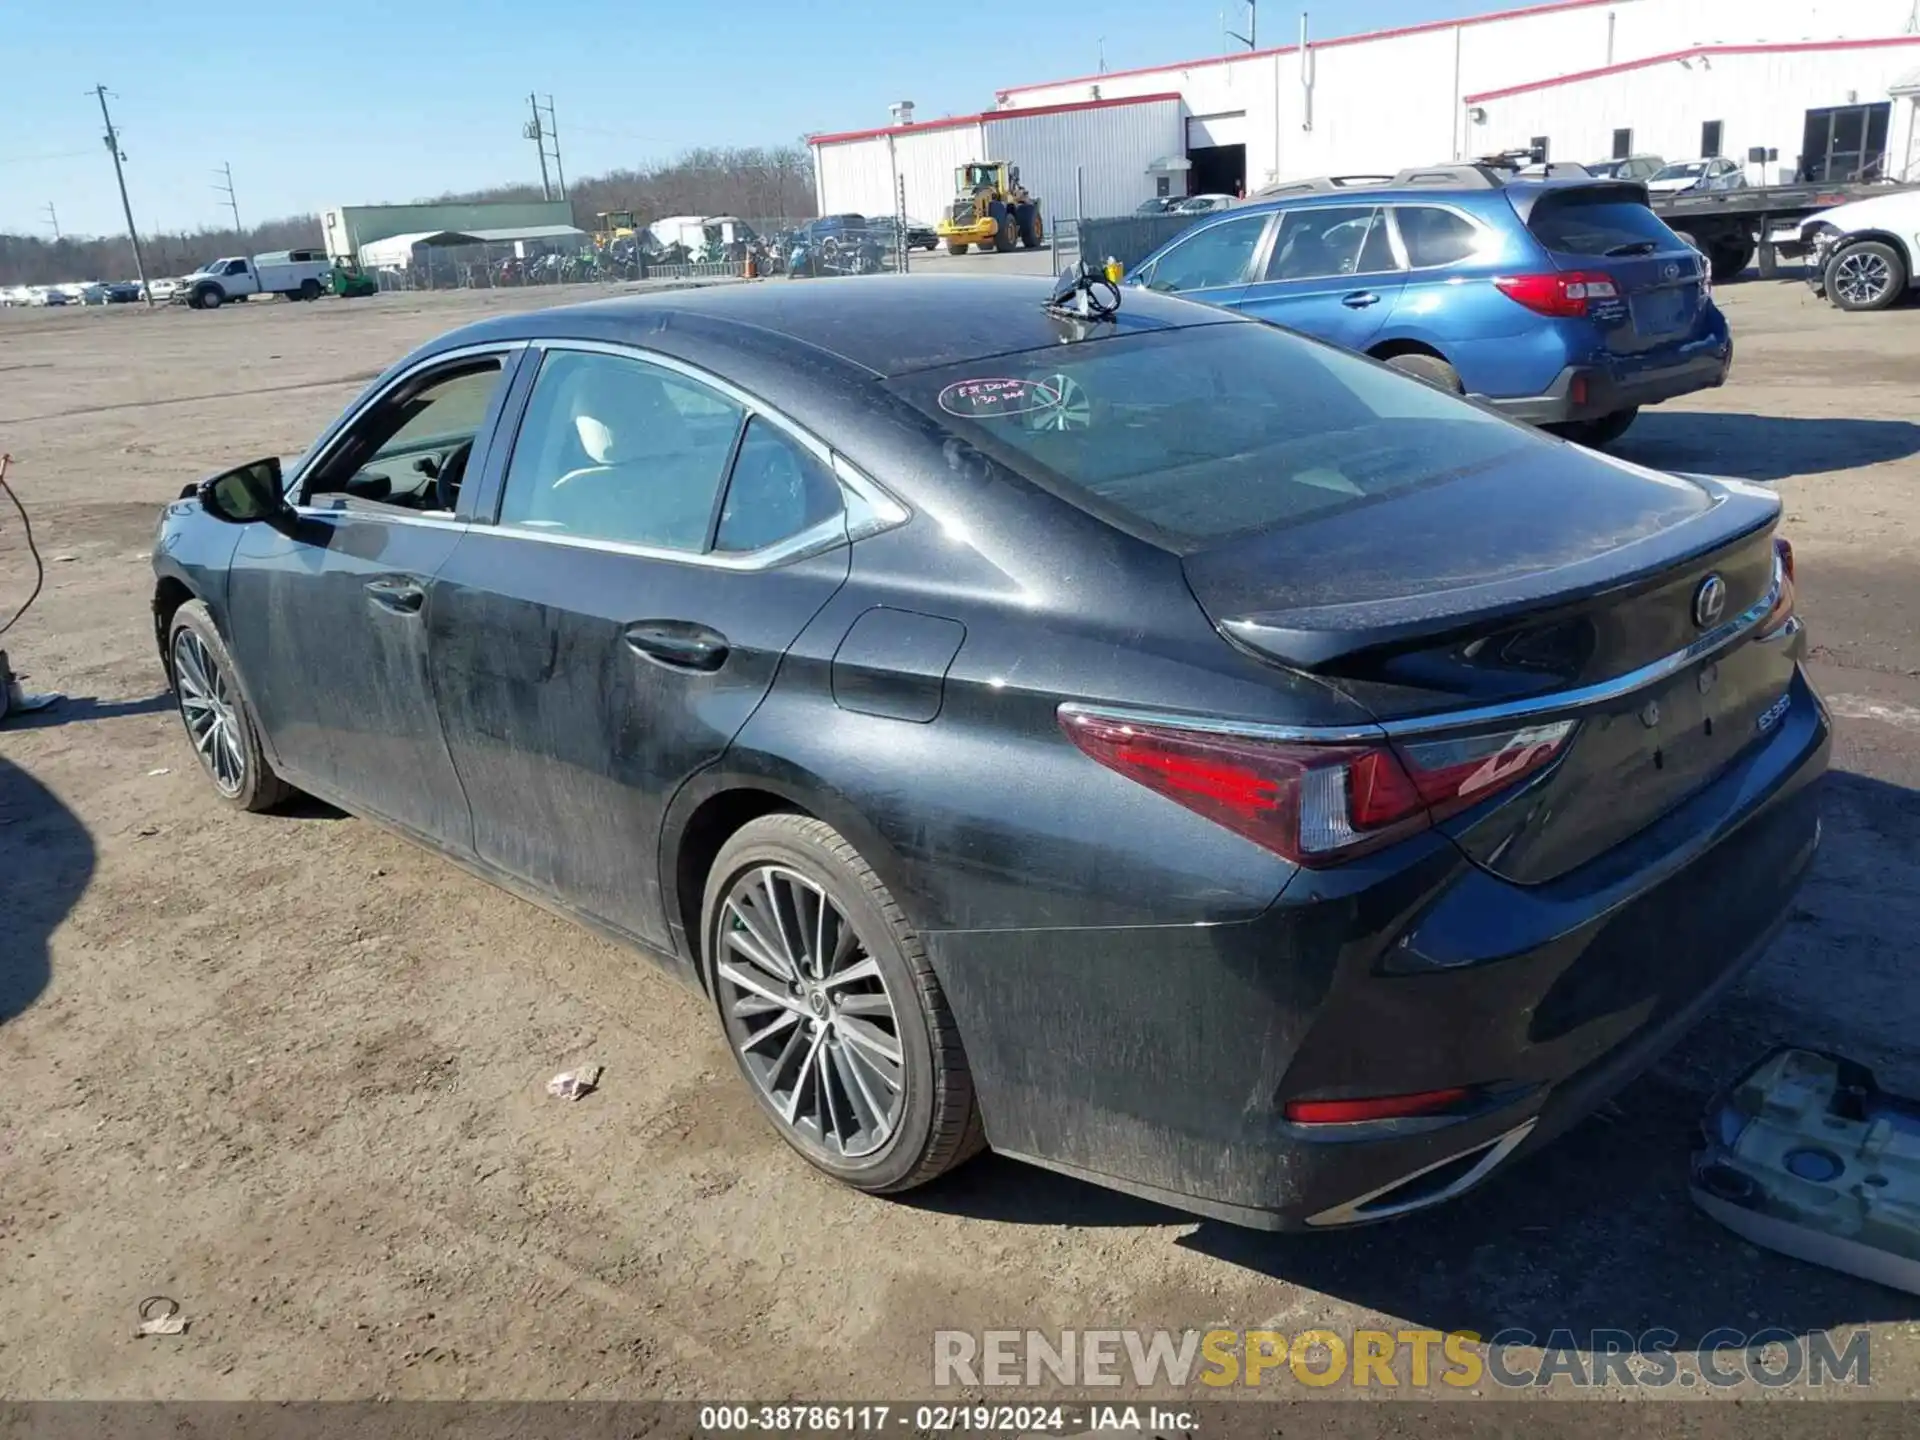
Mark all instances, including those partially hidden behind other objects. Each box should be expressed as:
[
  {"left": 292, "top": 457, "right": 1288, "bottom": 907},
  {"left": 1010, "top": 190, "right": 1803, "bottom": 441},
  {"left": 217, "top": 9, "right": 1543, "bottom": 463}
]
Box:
[
  {"left": 925, "top": 666, "right": 1830, "bottom": 1231},
  {"left": 1490, "top": 343, "right": 1733, "bottom": 424}
]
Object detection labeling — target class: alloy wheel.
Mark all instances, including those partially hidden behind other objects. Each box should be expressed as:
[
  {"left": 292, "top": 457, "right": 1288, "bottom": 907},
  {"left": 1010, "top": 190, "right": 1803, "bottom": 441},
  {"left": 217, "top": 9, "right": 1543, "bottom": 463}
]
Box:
[
  {"left": 172, "top": 629, "right": 246, "bottom": 796},
  {"left": 1834, "top": 251, "right": 1892, "bottom": 307},
  {"left": 714, "top": 864, "right": 905, "bottom": 1159}
]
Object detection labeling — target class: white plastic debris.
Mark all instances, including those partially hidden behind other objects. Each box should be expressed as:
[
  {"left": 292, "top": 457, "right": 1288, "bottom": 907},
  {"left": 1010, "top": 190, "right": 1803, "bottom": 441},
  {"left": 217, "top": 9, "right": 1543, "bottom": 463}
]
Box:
[
  {"left": 546, "top": 1064, "right": 603, "bottom": 1101},
  {"left": 135, "top": 1296, "right": 187, "bottom": 1337},
  {"left": 147, "top": 768, "right": 170, "bottom": 777}
]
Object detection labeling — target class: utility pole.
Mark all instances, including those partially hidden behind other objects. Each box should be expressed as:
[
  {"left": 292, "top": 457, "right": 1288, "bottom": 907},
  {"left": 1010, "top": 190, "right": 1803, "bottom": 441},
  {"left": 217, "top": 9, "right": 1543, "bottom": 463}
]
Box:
[
  {"left": 523, "top": 93, "right": 553, "bottom": 201},
  {"left": 42, "top": 202, "right": 60, "bottom": 240},
  {"left": 214, "top": 160, "right": 241, "bottom": 235},
  {"left": 1226, "top": 0, "right": 1256, "bottom": 50},
  {"left": 90, "top": 84, "right": 153, "bottom": 308}
]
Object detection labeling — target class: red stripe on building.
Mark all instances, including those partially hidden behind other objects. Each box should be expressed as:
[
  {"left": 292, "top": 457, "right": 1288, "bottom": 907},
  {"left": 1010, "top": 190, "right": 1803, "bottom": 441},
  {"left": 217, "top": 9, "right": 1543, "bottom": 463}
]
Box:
[
  {"left": 1467, "top": 35, "right": 1920, "bottom": 104},
  {"left": 993, "top": 0, "right": 1619, "bottom": 102}
]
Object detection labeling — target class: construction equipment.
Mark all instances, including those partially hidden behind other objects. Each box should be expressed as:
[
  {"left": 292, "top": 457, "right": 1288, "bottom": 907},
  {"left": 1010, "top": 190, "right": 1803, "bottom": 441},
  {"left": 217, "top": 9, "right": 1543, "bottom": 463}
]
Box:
[
  {"left": 593, "top": 210, "right": 637, "bottom": 248},
  {"left": 329, "top": 258, "right": 377, "bottom": 298},
  {"left": 936, "top": 162, "right": 1044, "bottom": 255}
]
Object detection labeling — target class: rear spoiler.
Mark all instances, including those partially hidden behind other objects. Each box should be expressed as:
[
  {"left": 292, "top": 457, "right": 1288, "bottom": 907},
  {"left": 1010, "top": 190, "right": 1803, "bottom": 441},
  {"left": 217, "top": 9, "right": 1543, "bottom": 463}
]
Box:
[{"left": 1210, "top": 475, "right": 1780, "bottom": 672}]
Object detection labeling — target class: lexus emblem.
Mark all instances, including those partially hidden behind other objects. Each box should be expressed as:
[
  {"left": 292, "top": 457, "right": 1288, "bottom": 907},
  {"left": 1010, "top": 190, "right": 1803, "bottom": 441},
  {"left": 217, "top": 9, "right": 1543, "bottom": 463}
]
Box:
[
  {"left": 1662, "top": 261, "right": 1682, "bottom": 281},
  {"left": 1693, "top": 574, "right": 1728, "bottom": 629}
]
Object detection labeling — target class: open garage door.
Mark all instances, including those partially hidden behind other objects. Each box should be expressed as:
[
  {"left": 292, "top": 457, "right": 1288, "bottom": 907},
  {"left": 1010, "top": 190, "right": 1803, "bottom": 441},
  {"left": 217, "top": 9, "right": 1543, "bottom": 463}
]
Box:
[{"left": 1186, "top": 111, "right": 1247, "bottom": 198}]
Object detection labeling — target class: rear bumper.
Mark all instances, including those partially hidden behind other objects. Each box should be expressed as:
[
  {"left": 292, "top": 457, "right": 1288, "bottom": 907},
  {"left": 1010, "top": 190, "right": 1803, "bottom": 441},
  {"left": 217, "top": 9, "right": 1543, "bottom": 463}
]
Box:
[
  {"left": 1490, "top": 345, "right": 1732, "bottom": 424},
  {"left": 925, "top": 668, "right": 1830, "bottom": 1230}
]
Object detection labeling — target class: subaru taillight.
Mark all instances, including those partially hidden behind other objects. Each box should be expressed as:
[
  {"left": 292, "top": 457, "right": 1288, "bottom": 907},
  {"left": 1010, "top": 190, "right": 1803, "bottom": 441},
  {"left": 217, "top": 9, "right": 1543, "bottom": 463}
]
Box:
[
  {"left": 1493, "top": 271, "right": 1621, "bottom": 317},
  {"left": 1058, "top": 710, "right": 1576, "bottom": 867}
]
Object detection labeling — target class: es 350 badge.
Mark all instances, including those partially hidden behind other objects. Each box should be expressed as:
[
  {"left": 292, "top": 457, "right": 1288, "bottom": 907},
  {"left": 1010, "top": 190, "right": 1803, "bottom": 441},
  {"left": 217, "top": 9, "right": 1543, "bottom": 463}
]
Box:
[{"left": 1757, "top": 692, "right": 1793, "bottom": 735}]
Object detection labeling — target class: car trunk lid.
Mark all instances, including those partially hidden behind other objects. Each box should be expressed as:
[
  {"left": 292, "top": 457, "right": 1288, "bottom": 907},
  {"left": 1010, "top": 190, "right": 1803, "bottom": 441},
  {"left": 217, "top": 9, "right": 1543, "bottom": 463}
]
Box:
[{"left": 1182, "top": 457, "right": 1791, "bottom": 881}]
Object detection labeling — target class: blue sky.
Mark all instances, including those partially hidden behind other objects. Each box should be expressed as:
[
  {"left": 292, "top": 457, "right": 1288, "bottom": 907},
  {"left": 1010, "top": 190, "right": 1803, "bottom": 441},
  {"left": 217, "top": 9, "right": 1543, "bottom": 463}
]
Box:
[{"left": 2, "top": 0, "right": 1498, "bottom": 238}]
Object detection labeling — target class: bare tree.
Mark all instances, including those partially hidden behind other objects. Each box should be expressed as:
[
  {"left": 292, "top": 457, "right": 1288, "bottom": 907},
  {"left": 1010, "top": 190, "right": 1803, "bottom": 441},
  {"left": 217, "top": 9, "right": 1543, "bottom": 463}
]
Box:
[{"left": 0, "top": 145, "right": 818, "bottom": 285}]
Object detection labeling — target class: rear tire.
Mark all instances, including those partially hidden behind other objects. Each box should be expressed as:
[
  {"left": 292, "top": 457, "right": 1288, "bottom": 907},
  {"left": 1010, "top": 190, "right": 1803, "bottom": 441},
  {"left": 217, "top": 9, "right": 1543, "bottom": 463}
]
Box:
[
  {"left": 1549, "top": 406, "right": 1640, "bottom": 449},
  {"left": 298, "top": 278, "right": 323, "bottom": 301},
  {"left": 1383, "top": 352, "right": 1464, "bottom": 394},
  {"left": 1015, "top": 203, "right": 1039, "bottom": 249},
  {"left": 1826, "top": 241, "right": 1908, "bottom": 312},
  {"left": 1709, "top": 241, "right": 1754, "bottom": 283},
  {"left": 945, "top": 241, "right": 969, "bottom": 256},
  {"left": 702, "top": 813, "right": 985, "bottom": 1195},
  {"left": 167, "top": 600, "right": 293, "bottom": 813}
]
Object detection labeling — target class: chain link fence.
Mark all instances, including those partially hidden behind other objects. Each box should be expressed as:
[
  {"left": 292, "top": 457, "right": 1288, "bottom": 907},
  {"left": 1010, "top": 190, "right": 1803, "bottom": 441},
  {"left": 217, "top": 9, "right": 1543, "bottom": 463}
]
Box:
[{"left": 359, "top": 211, "right": 1097, "bottom": 293}]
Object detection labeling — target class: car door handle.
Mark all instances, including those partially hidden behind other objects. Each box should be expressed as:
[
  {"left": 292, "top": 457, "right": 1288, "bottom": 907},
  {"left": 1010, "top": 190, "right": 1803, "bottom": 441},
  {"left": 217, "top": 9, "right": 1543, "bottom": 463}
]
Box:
[
  {"left": 1342, "top": 291, "right": 1382, "bottom": 308},
  {"left": 624, "top": 621, "right": 730, "bottom": 673},
  {"left": 364, "top": 577, "right": 425, "bottom": 616}
]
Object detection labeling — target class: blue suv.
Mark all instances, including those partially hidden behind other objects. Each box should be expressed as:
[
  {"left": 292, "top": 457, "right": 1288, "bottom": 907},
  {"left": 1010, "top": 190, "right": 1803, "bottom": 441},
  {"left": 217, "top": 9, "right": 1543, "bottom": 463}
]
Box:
[{"left": 1126, "top": 165, "right": 1732, "bottom": 447}]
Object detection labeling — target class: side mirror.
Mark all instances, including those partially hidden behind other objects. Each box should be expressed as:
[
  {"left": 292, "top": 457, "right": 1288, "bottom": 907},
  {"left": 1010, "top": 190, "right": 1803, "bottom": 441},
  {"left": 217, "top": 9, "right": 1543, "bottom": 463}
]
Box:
[{"left": 197, "top": 457, "right": 290, "bottom": 525}]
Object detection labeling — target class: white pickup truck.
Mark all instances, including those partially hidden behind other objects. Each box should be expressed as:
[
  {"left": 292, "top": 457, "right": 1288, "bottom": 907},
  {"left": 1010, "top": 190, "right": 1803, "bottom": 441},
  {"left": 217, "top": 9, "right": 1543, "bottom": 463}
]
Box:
[{"left": 177, "top": 249, "right": 333, "bottom": 309}]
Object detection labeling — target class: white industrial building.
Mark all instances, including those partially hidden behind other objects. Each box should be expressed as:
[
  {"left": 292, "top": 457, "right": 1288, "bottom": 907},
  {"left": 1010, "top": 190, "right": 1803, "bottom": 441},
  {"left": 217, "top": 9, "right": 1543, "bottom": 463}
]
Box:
[{"left": 811, "top": 0, "right": 1920, "bottom": 224}]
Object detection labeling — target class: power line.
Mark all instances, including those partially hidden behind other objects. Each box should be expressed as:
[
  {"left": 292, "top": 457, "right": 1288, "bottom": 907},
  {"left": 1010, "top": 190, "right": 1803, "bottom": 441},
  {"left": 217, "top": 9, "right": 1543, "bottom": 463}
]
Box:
[
  {"left": 42, "top": 202, "right": 60, "bottom": 240},
  {"left": 213, "top": 160, "right": 241, "bottom": 234},
  {"left": 90, "top": 85, "right": 153, "bottom": 308}
]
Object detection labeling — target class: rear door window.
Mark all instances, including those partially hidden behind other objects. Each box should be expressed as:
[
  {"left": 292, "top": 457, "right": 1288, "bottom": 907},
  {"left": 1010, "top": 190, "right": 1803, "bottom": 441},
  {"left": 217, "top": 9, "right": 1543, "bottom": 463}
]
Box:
[
  {"left": 1264, "top": 206, "right": 1398, "bottom": 281},
  {"left": 497, "top": 349, "right": 745, "bottom": 551},
  {"left": 1142, "top": 213, "right": 1269, "bottom": 293},
  {"left": 1527, "top": 190, "right": 1684, "bottom": 256}
]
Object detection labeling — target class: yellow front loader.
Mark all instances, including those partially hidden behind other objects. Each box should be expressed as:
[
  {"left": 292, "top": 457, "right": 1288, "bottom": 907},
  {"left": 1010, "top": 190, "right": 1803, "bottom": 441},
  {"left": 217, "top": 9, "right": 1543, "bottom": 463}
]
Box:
[{"left": 935, "top": 162, "right": 1045, "bottom": 254}]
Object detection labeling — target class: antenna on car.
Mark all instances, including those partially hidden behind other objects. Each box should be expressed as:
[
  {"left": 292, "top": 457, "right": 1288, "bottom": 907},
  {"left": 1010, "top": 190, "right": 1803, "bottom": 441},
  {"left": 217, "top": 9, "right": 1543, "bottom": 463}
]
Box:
[{"left": 1046, "top": 260, "right": 1121, "bottom": 322}]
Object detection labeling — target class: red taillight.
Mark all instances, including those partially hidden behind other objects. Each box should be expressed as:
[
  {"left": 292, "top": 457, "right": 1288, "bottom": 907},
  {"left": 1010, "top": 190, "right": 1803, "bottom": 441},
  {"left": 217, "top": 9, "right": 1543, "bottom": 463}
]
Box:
[
  {"left": 1774, "top": 535, "right": 1796, "bottom": 584},
  {"left": 1058, "top": 711, "right": 1575, "bottom": 867},
  {"left": 1493, "top": 270, "right": 1620, "bottom": 317},
  {"left": 1285, "top": 1088, "right": 1473, "bottom": 1124}
]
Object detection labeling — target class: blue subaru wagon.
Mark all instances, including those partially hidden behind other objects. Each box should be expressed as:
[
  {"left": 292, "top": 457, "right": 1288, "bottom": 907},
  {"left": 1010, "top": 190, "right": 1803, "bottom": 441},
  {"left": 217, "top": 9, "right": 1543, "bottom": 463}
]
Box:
[{"left": 1127, "top": 166, "right": 1732, "bottom": 448}]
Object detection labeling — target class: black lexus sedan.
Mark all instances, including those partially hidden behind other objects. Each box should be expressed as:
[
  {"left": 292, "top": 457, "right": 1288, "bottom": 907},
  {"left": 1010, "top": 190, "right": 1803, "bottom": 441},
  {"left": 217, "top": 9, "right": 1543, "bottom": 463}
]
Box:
[{"left": 152, "top": 275, "right": 1828, "bottom": 1229}]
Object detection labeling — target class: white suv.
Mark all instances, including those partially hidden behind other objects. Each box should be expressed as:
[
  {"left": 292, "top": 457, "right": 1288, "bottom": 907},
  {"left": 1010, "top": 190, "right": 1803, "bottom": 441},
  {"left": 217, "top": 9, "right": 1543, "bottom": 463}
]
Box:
[{"left": 1804, "top": 190, "right": 1920, "bottom": 312}]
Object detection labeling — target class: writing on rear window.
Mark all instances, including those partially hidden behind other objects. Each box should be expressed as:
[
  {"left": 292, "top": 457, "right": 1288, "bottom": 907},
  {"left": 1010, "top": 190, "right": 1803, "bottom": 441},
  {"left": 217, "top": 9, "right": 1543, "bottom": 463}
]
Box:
[{"left": 938, "top": 378, "right": 1062, "bottom": 419}]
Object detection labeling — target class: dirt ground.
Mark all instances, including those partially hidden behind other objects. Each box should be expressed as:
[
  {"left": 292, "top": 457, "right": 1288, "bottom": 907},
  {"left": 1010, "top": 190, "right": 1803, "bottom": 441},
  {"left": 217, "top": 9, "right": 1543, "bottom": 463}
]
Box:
[{"left": 2, "top": 276, "right": 1919, "bottom": 1408}]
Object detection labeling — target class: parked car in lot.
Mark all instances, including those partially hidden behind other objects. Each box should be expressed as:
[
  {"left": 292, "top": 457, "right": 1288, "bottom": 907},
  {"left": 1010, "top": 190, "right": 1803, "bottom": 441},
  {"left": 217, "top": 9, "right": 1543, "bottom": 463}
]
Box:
[
  {"left": 1802, "top": 188, "right": 1920, "bottom": 311},
  {"left": 153, "top": 277, "right": 1826, "bottom": 1230},
  {"left": 1586, "top": 155, "right": 1666, "bottom": 182},
  {"left": 1174, "top": 193, "right": 1239, "bottom": 214},
  {"left": 1647, "top": 158, "right": 1748, "bottom": 195},
  {"left": 1135, "top": 197, "right": 1181, "bottom": 214},
  {"left": 104, "top": 280, "right": 145, "bottom": 303},
  {"left": 1126, "top": 163, "right": 1730, "bottom": 448}
]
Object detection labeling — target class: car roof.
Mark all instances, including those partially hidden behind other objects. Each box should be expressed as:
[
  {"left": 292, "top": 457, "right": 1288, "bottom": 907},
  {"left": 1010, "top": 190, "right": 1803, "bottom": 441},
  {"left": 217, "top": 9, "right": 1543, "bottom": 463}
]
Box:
[
  {"left": 1224, "top": 173, "right": 1643, "bottom": 222},
  {"left": 430, "top": 275, "right": 1225, "bottom": 380}
]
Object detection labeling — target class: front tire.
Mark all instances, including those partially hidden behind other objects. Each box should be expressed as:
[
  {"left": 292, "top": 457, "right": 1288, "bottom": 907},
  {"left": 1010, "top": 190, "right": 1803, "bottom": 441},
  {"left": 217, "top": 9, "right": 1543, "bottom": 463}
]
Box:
[
  {"left": 945, "top": 241, "right": 969, "bottom": 256},
  {"left": 298, "top": 278, "right": 323, "bottom": 301},
  {"left": 702, "top": 813, "right": 984, "bottom": 1195},
  {"left": 1827, "top": 241, "right": 1908, "bottom": 312},
  {"left": 167, "top": 600, "right": 292, "bottom": 812}
]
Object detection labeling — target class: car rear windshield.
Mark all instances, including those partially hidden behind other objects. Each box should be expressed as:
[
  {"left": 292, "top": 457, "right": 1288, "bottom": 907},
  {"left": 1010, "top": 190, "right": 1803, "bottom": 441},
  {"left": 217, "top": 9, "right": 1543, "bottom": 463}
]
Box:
[
  {"left": 887, "top": 323, "right": 1543, "bottom": 552},
  {"left": 1527, "top": 189, "right": 1682, "bottom": 256}
]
